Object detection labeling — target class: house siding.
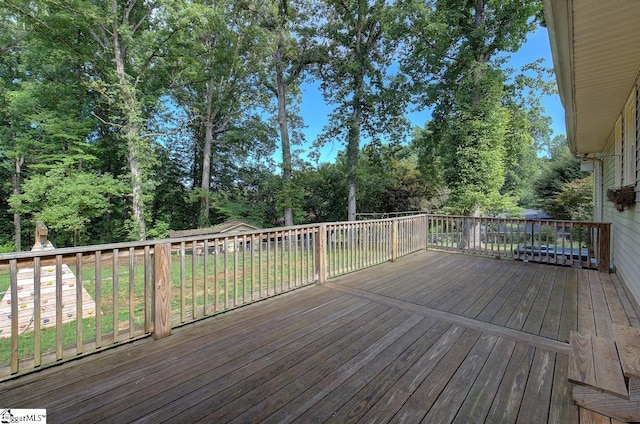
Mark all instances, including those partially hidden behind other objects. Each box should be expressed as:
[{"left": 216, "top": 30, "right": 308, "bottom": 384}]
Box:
[{"left": 601, "top": 85, "right": 640, "bottom": 314}]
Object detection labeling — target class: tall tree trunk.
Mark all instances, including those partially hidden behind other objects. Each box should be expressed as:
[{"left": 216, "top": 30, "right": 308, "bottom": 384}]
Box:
[
  {"left": 459, "top": 207, "right": 482, "bottom": 250},
  {"left": 112, "top": 1, "right": 146, "bottom": 240},
  {"left": 275, "top": 38, "right": 294, "bottom": 227},
  {"left": 457, "top": 0, "right": 487, "bottom": 249},
  {"left": 200, "top": 81, "right": 215, "bottom": 227},
  {"left": 471, "top": 0, "right": 488, "bottom": 109},
  {"left": 346, "top": 8, "right": 368, "bottom": 222},
  {"left": 346, "top": 90, "right": 361, "bottom": 222},
  {"left": 346, "top": 59, "right": 366, "bottom": 220},
  {"left": 12, "top": 156, "right": 23, "bottom": 251}
]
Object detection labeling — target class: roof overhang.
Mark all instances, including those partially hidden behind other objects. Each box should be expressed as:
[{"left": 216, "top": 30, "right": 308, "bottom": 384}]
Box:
[{"left": 543, "top": 0, "right": 640, "bottom": 155}]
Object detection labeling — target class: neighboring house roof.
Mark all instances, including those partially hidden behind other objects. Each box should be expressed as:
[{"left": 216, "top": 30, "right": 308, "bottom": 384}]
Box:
[
  {"left": 210, "top": 220, "right": 260, "bottom": 234},
  {"left": 543, "top": 0, "right": 640, "bottom": 155},
  {"left": 169, "top": 220, "right": 261, "bottom": 238}
]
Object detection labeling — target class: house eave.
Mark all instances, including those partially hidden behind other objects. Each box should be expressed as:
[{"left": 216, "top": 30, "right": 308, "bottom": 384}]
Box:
[{"left": 543, "top": 0, "right": 640, "bottom": 156}]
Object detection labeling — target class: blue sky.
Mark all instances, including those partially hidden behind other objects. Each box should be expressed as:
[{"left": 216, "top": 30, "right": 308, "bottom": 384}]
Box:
[{"left": 292, "top": 26, "right": 565, "bottom": 164}]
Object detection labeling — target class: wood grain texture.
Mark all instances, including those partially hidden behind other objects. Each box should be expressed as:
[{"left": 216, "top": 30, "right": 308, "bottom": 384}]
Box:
[
  {"left": 613, "top": 323, "right": 640, "bottom": 378},
  {"left": 629, "top": 377, "right": 640, "bottom": 402},
  {"left": 591, "top": 335, "right": 627, "bottom": 398},
  {"left": 569, "top": 331, "right": 596, "bottom": 387},
  {"left": 1, "top": 251, "right": 639, "bottom": 423},
  {"left": 588, "top": 272, "right": 614, "bottom": 338},
  {"left": 548, "top": 354, "right": 579, "bottom": 424},
  {"left": 574, "top": 385, "right": 640, "bottom": 422},
  {"left": 517, "top": 349, "right": 556, "bottom": 423},
  {"left": 598, "top": 223, "right": 610, "bottom": 273},
  {"left": 153, "top": 243, "right": 172, "bottom": 340},
  {"left": 315, "top": 224, "right": 327, "bottom": 284},
  {"left": 578, "top": 270, "right": 596, "bottom": 334},
  {"left": 579, "top": 407, "right": 614, "bottom": 424}
]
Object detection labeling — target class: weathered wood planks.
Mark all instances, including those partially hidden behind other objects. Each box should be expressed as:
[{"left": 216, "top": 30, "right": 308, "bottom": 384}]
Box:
[
  {"left": 613, "top": 324, "right": 640, "bottom": 379},
  {"left": 1, "top": 251, "right": 639, "bottom": 423},
  {"left": 568, "top": 331, "right": 627, "bottom": 398},
  {"left": 573, "top": 385, "right": 640, "bottom": 422}
]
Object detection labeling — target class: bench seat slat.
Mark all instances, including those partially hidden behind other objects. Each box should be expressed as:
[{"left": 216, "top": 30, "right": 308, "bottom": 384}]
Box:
[{"left": 613, "top": 324, "right": 640, "bottom": 379}]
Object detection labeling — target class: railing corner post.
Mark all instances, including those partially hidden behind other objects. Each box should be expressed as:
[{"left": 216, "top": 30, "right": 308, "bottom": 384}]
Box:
[
  {"left": 391, "top": 220, "right": 398, "bottom": 262},
  {"left": 599, "top": 223, "right": 611, "bottom": 273},
  {"left": 153, "top": 242, "right": 172, "bottom": 340}
]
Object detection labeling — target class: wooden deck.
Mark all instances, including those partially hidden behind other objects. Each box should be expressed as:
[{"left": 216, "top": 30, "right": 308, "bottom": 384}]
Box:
[{"left": 1, "top": 251, "right": 638, "bottom": 423}]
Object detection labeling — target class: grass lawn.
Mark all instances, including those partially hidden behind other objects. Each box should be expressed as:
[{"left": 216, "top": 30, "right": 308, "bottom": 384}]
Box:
[{"left": 0, "top": 247, "right": 317, "bottom": 365}]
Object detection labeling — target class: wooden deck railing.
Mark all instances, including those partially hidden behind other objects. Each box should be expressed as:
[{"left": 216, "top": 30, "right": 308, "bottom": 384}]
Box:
[
  {"left": 0, "top": 214, "right": 609, "bottom": 380},
  {"left": 426, "top": 214, "right": 610, "bottom": 273},
  {"left": 0, "top": 217, "right": 425, "bottom": 379}
]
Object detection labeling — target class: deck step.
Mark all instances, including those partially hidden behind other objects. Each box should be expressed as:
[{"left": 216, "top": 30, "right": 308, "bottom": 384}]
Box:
[
  {"left": 573, "top": 386, "right": 640, "bottom": 423},
  {"left": 613, "top": 325, "right": 640, "bottom": 377},
  {"left": 568, "top": 331, "right": 627, "bottom": 398},
  {"left": 569, "top": 328, "right": 640, "bottom": 422},
  {"left": 614, "top": 324, "right": 640, "bottom": 403}
]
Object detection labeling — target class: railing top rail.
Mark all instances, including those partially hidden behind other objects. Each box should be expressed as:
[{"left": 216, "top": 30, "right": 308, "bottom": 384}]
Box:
[
  {"left": 329, "top": 214, "right": 429, "bottom": 225},
  {"left": 0, "top": 223, "right": 318, "bottom": 262},
  {"left": 426, "top": 214, "right": 611, "bottom": 226}
]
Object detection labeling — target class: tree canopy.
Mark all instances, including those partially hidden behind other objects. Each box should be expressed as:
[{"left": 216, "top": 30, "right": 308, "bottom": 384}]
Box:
[{"left": 0, "top": 0, "right": 576, "bottom": 250}]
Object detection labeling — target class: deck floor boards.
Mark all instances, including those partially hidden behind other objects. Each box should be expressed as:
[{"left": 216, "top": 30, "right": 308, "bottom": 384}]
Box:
[{"left": 1, "top": 250, "right": 638, "bottom": 423}]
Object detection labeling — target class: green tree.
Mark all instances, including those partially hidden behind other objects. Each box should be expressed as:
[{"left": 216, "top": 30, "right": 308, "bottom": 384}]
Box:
[
  {"left": 297, "top": 161, "right": 346, "bottom": 223},
  {"left": 405, "top": 0, "right": 541, "bottom": 217},
  {"left": 533, "top": 144, "right": 587, "bottom": 212},
  {"left": 316, "top": 0, "right": 410, "bottom": 221},
  {"left": 10, "top": 168, "right": 126, "bottom": 246},
  {"left": 168, "top": 0, "right": 273, "bottom": 227},
  {"left": 5, "top": 0, "right": 187, "bottom": 240},
  {"left": 357, "top": 142, "right": 433, "bottom": 214},
  {"left": 1, "top": 3, "right": 99, "bottom": 248},
  {"left": 264, "top": 0, "right": 325, "bottom": 226},
  {"left": 501, "top": 60, "right": 554, "bottom": 207},
  {"left": 546, "top": 174, "right": 593, "bottom": 221}
]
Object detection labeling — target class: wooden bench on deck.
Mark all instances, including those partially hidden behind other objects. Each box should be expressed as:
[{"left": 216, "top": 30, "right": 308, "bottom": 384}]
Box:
[{"left": 568, "top": 324, "right": 640, "bottom": 422}]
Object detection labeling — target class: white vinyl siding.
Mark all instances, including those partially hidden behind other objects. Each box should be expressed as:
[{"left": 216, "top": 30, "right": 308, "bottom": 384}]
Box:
[{"left": 602, "top": 85, "right": 640, "bottom": 313}]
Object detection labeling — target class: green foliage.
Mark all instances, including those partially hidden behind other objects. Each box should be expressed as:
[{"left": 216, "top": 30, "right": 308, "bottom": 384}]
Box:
[
  {"left": 166, "top": 0, "right": 275, "bottom": 227},
  {"left": 315, "top": 0, "right": 410, "bottom": 219},
  {"left": 298, "top": 161, "right": 347, "bottom": 223},
  {"left": 546, "top": 175, "right": 594, "bottom": 221},
  {"left": 533, "top": 146, "right": 586, "bottom": 207},
  {"left": 406, "top": 0, "right": 543, "bottom": 217},
  {"left": 501, "top": 102, "right": 539, "bottom": 207},
  {"left": 528, "top": 135, "right": 592, "bottom": 220},
  {"left": 0, "top": 0, "right": 562, "bottom": 248},
  {"left": 146, "top": 221, "right": 171, "bottom": 240},
  {"left": 0, "top": 242, "right": 14, "bottom": 254},
  {"left": 258, "top": 0, "right": 326, "bottom": 226},
  {"left": 357, "top": 142, "right": 434, "bottom": 213},
  {"left": 424, "top": 65, "right": 518, "bottom": 215},
  {"left": 9, "top": 168, "right": 127, "bottom": 246}
]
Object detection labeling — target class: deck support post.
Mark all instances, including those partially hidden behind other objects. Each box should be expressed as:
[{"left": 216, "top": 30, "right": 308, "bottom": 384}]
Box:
[
  {"left": 598, "top": 223, "right": 611, "bottom": 273},
  {"left": 315, "top": 224, "right": 327, "bottom": 284},
  {"left": 391, "top": 220, "right": 398, "bottom": 262},
  {"left": 153, "top": 242, "right": 172, "bottom": 340}
]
